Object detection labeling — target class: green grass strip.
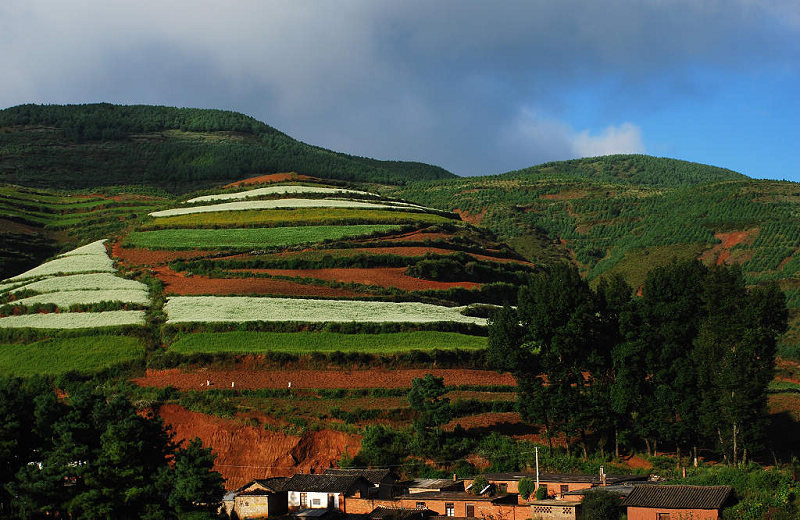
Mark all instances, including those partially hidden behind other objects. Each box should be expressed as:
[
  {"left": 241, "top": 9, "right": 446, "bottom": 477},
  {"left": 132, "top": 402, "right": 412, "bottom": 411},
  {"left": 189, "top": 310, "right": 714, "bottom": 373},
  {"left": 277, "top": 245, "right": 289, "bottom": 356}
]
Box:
[
  {"left": 0, "top": 335, "right": 145, "bottom": 377},
  {"left": 124, "top": 225, "right": 402, "bottom": 250},
  {"left": 142, "top": 208, "right": 452, "bottom": 230},
  {"left": 170, "top": 331, "right": 487, "bottom": 355}
]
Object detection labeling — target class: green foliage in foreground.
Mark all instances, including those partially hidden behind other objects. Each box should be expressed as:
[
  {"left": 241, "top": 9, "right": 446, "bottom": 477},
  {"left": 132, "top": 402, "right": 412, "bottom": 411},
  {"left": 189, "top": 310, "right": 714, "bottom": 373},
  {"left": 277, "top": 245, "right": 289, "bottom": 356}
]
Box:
[
  {"left": 0, "top": 335, "right": 145, "bottom": 377},
  {"left": 667, "top": 465, "right": 799, "bottom": 520},
  {"left": 169, "top": 330, "right": 487, "bottom": 355},
  {"left": 124, "top": 224, "right": 402, "bottom": 249},
  {"left": 0, "top": 378, "right": 224, "bottom": 518}
]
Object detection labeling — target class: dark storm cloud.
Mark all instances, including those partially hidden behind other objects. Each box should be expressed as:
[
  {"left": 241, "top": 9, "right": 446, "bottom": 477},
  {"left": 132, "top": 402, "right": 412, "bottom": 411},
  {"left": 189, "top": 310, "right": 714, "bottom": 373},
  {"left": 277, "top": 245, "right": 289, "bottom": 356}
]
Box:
[{"left": 1, "top": 1, "right": 797, "bottom": 175}]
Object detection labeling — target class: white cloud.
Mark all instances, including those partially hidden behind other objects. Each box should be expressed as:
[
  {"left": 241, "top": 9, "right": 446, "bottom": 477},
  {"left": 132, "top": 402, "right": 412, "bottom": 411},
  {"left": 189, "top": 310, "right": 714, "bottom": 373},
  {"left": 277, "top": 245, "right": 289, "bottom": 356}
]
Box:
[
  {"left": 572, "top": 123, "right": 645, "bottom": 158},
  {"left": 497, "top": 108, "right": 646, "bottom": 171}
]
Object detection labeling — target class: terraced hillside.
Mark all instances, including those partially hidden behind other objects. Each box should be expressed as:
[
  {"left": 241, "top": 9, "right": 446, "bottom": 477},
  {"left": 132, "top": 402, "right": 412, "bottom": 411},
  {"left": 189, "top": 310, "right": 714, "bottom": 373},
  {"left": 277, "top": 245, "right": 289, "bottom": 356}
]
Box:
[
  {"left": 389, "top": 154, "right": 800, "bottom": 355},
  {"left": 1, "top": 174, "right": 534, "bottom": 487},
  {"left": 0, "top": 184, "right": 169, "bottom": 280}
]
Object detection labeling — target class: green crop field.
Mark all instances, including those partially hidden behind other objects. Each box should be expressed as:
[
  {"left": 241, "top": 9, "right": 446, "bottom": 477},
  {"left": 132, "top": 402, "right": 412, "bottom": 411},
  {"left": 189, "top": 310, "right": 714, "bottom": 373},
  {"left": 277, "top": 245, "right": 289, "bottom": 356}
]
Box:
[
  {"left": 124, "top": 224, "right": 403, "bottom": 250},
  {"left": 141, "top": 208, "right": 452, "bottom": 230},
  {"left": 0, "top": 335, "right": 145, "bottom": 376},
  {"left": 169, "top": 330, "right": 487, "bottom": 354}
]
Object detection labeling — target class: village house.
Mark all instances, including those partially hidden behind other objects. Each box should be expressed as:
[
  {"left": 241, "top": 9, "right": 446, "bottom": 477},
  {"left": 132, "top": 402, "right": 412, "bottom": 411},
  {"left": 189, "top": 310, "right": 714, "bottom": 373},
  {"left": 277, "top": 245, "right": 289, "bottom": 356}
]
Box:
[
  {"left": 222, "top": 477, "right": 288, "bottom": 519},
  {"left": 623, "top": 484, "right": 734, "bottom": 520},
  {"left": 323, "top": 468, "right": 400, "bottom": 498},
  {"left": 529, "top": 499, "right": 582, "bottom": 520},
  {"left": 405, "top": 477, "right": 466, "bottom": 495},
  {"left": 345, "top": 489, "right": 528, "bottom": 519},
  {"left": 283, "top": 474, "right": 373, "bottom": 512},
  {"left": 469, "top": 471, "right": 648, "bottom": 500}
]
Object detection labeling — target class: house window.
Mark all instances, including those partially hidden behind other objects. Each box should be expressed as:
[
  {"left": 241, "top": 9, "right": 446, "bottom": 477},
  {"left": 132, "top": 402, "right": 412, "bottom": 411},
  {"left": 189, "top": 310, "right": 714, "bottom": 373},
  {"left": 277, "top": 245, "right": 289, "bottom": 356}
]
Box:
[
  {"left": 416, "top": 502, "right": 426, "bottom": 509},
  {"left": 657, "top": 514, "right": 670, "bottom": 520},
  {"left": 466, "top": 504, "right": 475, "bottom": 517},
  {"left": 300, "top": 493, "right": 308, "bottom": 507},
  {"left": 445, "top": 503, "right": 454, "bottom": 517},
  {"left": 539, "top": 484, "right": 548, "bottom": 496},
  {"left": 312, "top": 498, "right": 321, "bottom": 507},
  {"left": 560, "top": 485, "right": 569, "bottom": 498}
]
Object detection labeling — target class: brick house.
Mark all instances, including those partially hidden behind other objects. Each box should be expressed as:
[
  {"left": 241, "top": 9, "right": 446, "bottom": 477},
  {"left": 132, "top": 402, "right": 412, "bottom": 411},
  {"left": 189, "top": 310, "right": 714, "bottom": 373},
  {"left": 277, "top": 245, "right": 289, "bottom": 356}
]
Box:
[
  {"left": 470, "top": 472, "right": 647, "bottom": 500},
  {"left": 623, "top": 485, "right": 734, "bottom": 520},
  {"left": 323, "top": 468, "right": 399, "bottom": 498},
  {"left": 283, "top": 474, "right": 373, "bottom": 512},
  {"left": 224, "top": 477, "right": 288, "bottom": 519}
]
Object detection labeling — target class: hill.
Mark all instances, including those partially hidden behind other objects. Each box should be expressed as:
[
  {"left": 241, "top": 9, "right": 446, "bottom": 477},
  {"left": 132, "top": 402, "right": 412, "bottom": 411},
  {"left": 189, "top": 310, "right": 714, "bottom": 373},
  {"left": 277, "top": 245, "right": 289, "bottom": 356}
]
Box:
[
  {"left": 0, "top": 175, "right": 536, "bottom": 485},
  {"left": 0, "top": 103, "right": 454, "bottom": 191},
  {"left": 389, "top": 155, "right": 800, "bottom": 354}
]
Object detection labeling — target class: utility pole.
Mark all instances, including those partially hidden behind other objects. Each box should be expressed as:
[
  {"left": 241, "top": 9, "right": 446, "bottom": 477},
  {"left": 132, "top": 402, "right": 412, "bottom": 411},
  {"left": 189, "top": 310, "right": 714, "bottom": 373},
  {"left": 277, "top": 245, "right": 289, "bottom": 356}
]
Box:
[{"left": 535, "top": 446, "right": 540, "bottom": 489}]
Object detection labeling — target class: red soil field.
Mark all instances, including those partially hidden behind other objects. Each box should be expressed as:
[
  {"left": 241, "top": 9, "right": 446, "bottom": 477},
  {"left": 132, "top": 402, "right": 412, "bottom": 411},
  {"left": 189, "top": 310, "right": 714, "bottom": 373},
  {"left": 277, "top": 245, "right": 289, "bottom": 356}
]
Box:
[
  {"left": 233, "top": 246, "right": 529, "bottom": 265},
  {"left": 224, "top": 173, "right": 316, "bottom": 188},
  {"left": 112, "top": 242, "right": 216, "bottom": 266},
  {"left": 159, "top": 404, "right": 360, "bottom": 489},
  {"left": 445, "top": 412, "right": 567, "bottom": 447},
  {"left": 237, "top": 267, "right": 481, "bottom": 291},
  {"left": 134, "top": 368, "right": 516, "bottom": 391},
  {"left": 698, "top": 228, "right": 759, "bottom": 266},
  {"left": 153, "top": 266, "right": 370, "bottom": 298},
  {"left": 453, "top": 208, "right": 486, "bottom": 225}
]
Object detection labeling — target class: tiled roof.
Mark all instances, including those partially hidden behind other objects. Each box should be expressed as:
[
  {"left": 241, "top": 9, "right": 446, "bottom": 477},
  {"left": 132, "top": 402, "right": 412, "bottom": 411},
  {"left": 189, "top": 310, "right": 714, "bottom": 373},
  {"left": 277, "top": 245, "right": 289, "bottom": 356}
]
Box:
[
  {"left": 283, "top": 474, "right": 369, "bottom": 493},
  {"left": 408, "top": 479, "right": 463, "bottom": 489},
  {"left": 369, "top": 506, "right": 433, "bottom": 520},
  {"left": 324, "top": 468, "right": 396, "bottom": 485},
  {"left": 233, "top": 477, "right": 287, "bottom": 494},
  {"left": 398, "top": 491, "right": 519, "bottom": 504},
  {"left": 623, "top": 485, "right": 733, "bottom": 509}
]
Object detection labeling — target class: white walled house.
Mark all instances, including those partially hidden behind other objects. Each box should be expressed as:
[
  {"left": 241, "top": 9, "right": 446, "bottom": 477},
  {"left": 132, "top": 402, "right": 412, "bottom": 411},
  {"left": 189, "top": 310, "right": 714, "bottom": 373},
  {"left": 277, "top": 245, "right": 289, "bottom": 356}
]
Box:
[{"left": 282, "top": 474, "right": 372, "bottom": 512}]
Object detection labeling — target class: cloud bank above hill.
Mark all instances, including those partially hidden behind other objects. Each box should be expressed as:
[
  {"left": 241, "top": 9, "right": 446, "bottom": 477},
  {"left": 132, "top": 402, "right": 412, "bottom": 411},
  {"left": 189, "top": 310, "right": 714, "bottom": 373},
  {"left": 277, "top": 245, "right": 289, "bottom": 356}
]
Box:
[{"left": 0, "top": 1, "right": 797, "bottom": 176}]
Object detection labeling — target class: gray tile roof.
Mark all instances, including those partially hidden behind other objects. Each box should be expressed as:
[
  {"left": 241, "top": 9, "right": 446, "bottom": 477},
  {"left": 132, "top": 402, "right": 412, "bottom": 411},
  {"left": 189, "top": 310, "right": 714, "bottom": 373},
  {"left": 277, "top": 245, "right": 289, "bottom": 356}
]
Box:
[
  {"left": 623, "top": 485, "right": 733, "bottom": 510},
  {"left": 283, "top": 474, "right": 370, "bottom": 494},
  {"left": 324, "top": 468, "right": 396, "bottom": 485}
]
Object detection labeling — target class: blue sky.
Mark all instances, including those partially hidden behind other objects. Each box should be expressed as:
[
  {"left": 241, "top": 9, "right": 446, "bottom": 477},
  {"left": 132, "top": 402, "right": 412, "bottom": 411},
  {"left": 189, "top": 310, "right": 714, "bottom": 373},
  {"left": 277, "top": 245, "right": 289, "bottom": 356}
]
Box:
[{"left": 1, "top": 1, "right": 798, "bottom": 180}]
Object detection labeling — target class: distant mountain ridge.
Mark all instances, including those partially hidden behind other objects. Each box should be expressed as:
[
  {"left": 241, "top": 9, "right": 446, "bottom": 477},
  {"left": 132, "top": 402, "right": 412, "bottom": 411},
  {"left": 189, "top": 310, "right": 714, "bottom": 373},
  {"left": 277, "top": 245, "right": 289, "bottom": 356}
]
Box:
[
  {"left": 0, "top": 103, "right": 454, "bottom": 191},
  {"left": 502, "top": 154, "right": 747, "bottom": 187}
]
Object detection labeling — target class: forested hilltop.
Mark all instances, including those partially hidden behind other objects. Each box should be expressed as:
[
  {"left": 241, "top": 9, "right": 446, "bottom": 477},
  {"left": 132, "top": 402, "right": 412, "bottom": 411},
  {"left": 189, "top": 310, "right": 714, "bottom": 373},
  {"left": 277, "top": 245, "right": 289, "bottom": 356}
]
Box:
[{"left": 0, "top": 104, "right": 454, "bottom": 191}]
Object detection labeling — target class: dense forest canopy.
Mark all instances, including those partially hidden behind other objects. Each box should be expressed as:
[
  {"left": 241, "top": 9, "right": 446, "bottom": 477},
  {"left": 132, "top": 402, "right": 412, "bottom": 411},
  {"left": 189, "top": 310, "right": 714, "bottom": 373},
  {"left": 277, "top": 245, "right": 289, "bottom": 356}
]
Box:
[{"left": 0, "top": 103, "right": 454, "bottom": 191}]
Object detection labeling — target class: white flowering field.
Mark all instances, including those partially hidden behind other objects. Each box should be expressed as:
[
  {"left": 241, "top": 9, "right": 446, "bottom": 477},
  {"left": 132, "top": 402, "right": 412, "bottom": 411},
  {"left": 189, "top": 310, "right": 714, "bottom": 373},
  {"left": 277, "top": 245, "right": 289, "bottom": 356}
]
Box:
[
  {"left": 5, "top": 241, "right": 115, "bottom": 281},
  {"left": 13, "top": 289, "right": 150, "bottom": 308},
  {"left": 164, "top": 296, "right": 488, "bottom": 325},
  {"left": 0, "top": 310, "right": 146, "bottom": 329},
  {"left": 185, "top": 185, "right": 376, "bottom": 203},
  {"left": 150, "top": 198, "right": 430, "bottom": 218},
  {"left": 58, "top": 240, "right": 109, "bottom": 256},
  {"left": 12, "top": 273, "right": 147, "bottom": 294}
]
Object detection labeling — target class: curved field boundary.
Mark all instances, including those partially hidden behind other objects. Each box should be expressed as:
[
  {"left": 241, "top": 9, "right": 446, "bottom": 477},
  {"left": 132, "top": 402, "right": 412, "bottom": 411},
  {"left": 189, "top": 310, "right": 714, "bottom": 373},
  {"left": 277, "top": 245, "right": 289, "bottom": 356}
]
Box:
[
  {"left": 164, "top": 296, "right": 487, "bottom": 325},
  {"left": 0, "top": 335, "right": 144, "bottom": 377},
  {"left": 125, "top": 225, "right": 402, "bottom": 250},
  {"left": 134, "top": 368, "right": 515, "bottom": 390},
  {"left": 141, "top": 208, "right": 453, "bottom": 230},
  {"left": 239, "top": 267, "right": 480, "bottom": 291},
  {"left": 12, "top": 273, "right": 147, "bottom": 294},
  {"left": 185, "top": 185, "right": 377, "bottom": 203},
  {"left": 150, "top": 199, "right": 432, "bottom": 218},
  {"left": 169, "top": 331, "right": 487, "bottom": 355},
  {"left": 12, "top": 289, "right": 150, "bottom": 308}
]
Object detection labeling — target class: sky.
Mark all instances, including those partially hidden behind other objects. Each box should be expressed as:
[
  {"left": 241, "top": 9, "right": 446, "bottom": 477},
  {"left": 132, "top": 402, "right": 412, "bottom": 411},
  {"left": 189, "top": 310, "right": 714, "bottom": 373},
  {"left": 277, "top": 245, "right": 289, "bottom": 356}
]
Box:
[{"left": 1, "top": 1, "right": 798, "bottom": 180}]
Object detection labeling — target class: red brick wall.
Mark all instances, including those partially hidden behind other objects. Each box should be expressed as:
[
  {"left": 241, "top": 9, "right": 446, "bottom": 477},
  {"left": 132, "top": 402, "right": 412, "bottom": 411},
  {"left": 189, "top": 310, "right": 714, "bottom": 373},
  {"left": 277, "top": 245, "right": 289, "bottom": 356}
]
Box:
[{"left": 627, "top": 507, "right": 719, "bottom": 520}]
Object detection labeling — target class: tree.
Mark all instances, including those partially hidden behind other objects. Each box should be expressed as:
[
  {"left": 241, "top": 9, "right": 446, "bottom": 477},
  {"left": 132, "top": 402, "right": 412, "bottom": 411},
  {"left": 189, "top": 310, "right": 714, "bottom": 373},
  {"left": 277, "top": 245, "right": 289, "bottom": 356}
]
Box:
[
  {"left": 581, "top": 489, "right": 622, "bottom": 520},
  {"left": 517, "top": 477, "right": 535, "bottom": 500},
  {"left": 408, "top": 374, "right": 452, "bottom": 456},
  {"left": 4, "top": 381, "right": 225, "bottom": 519},
  {"left": 168, "top": 438, "right": 226, "bottom": 515}
]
